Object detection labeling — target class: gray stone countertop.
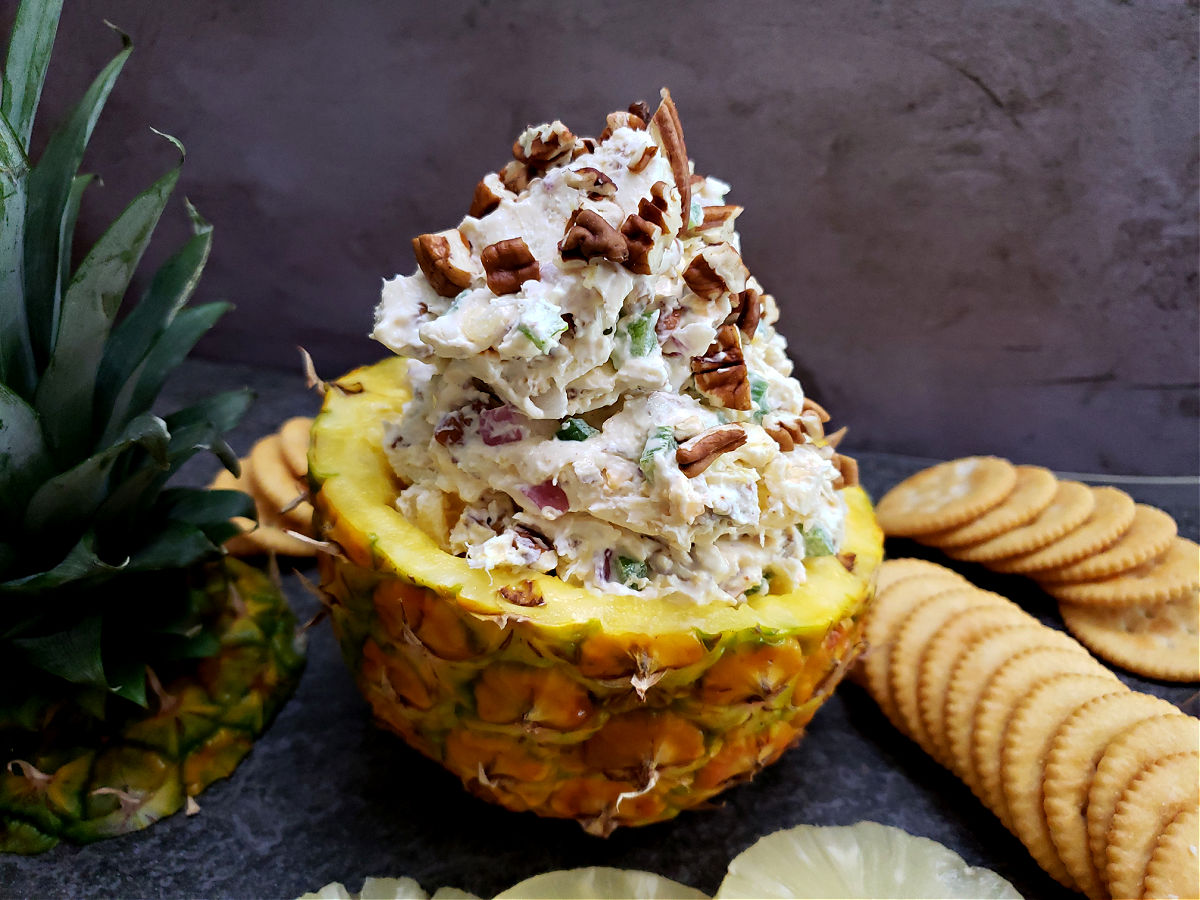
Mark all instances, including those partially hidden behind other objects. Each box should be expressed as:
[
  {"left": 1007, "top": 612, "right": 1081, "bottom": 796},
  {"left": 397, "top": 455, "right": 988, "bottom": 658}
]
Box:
[{"left": 2, "top": 359, "right": 1196, "bottom": 900}]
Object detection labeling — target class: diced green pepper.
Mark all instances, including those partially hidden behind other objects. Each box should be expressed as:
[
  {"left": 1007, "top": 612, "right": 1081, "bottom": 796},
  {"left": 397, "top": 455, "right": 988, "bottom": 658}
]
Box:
[
  {"left": 518, "top": 320, "right": 567, "bottom": 353},
  {"left": 802, "top": 525, "right": 836, "bottom": 557},
  {"left": 626, "top": 309, "right": 659, "bottom": 357},
  {"left": 616, "top": 555, "right": 649, "bottom": 587},
  {"left": 639, "top": 426, "right": 677, "bottom": 483},
  {"left": 749, "top": 372, "right": 769, "bottom": 421},
  {"left": 555, "top": 417, "right": 599, "bottom": 441}
]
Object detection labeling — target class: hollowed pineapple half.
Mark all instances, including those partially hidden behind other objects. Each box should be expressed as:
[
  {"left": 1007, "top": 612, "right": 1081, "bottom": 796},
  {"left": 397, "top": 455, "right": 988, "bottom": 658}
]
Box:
[{"left": 310, "top": 357, "right": 882, "bottom": 835}]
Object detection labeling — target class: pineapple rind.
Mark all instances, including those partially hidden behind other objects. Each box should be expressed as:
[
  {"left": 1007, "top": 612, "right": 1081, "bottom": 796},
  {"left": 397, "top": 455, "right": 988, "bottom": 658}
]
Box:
[
  {"left": 0, "top": 558, "right": 305, "bottom": 853},
  {"left": 311, "top": 359, "right": 882, "bottom": 832}
]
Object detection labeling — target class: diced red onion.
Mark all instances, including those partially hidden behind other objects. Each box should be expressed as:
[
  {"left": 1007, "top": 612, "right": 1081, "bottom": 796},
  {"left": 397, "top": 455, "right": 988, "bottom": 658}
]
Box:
[
  {"left": 524, "top": 480, "right": 569, "bottom": 513},
  {"left": 479, "top": 406, "right": 527, "bottom": 445}
]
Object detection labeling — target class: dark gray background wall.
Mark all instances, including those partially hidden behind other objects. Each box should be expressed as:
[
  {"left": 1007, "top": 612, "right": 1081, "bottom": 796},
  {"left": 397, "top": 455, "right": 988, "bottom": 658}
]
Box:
[{"left": 17, "top": 0, "right": 1199, "bottom": 475}]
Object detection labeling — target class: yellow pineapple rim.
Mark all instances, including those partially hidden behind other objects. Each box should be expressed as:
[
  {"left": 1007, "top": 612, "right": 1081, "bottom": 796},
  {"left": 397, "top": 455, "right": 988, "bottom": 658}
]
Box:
[{"left": 310, "top": 357, "right": 882, "bottom": 637}]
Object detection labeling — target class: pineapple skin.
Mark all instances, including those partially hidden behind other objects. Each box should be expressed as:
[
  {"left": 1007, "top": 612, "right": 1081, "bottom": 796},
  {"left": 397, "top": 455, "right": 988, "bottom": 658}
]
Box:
[
  {"left": 0, "top": 559, "right": 305, "bottom": 853},
  {"left": 311, "top": 359, "right": 882, "bottom": 835}
]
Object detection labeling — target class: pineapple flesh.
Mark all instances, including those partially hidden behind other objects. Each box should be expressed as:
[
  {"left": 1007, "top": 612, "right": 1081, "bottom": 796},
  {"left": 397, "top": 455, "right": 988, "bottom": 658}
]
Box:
[
  {"left": 0, "top": 0, "right": 303, "bottom": 852},
  {"left": 311, "top": 358, "right": 882, "bottom": 834}
]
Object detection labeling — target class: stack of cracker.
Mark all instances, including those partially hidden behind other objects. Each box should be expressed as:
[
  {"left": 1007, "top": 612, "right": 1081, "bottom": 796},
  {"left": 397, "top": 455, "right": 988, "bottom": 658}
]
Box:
[
  {"left": 862, "top": 558, "right": 1199, "bottom": 900},
  {"left": 209, "top": 416, "right": 317, "bottom": 557},
  {"left": 875, "top": 456, "right": 1199, "bottom": 683}
]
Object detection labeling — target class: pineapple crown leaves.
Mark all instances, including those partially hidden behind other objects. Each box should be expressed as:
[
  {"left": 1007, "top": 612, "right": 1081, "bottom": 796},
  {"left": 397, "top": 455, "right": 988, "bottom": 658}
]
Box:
[{"left": 0, "top": 0, "right": 255, "bottom": 719}]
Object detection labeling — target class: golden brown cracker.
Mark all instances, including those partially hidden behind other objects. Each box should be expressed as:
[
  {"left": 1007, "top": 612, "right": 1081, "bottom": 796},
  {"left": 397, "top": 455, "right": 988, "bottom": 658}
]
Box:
[
  {"left": 948, "top": 480, "right": 1096, "bottom": 563},
  {"left": 943, "top": 624, "right": 1080, "bottom": 795},
  {"left": 247, "top": 433, "right": 312, "bottom": 529},
  {"left": 916, "top": 601, "right": 1029, "bottom": 769},
  {"left": 1044, "top": 537, "right": 1200, "bottom": 608},
  {"left": 972, "top": 643, "right": 1117, "bottom": 829},
  {"left": 989, "top": 485, "right": 1136, "bottom": 574},
  {"left": 1035, "top": 503, "right": 1178, "bottom": 584},
  {"left": 887, "top": 586, "right": 994, "bottom": 755},
  {"left": 1059, "top": 589, "right": 1200, "bottom": 683},
  {"left": 874, "top": 557, "right": 960, "bottom": 595},
  {"left": 279, "top": 415, "right": 312, "bottom": 478},
  {"left": 1042, "top": 691, "right": 1179, "bottom": 900},
  {"left": 1087, "top": 714, "right": 1200, "bottom": 884},
  {"left": 861, "top": 573, "right": 968, "bottom": 731},
  {"left": 209, "top": 459, "right": 315, "bottom": 558},
  {"left": 875, "top": 456, "right": 1018, "bottom": 537},
  {"left": 1105, "top": 751, "right": 1200, "bottom": 900},
  {"left": 1143, "top": 806, "right": 1200, "bottom": 900},
  {"left": 921, "top": 465, "right": 1059, "bottom": 549},
  {"left": 1001, "top": 673, "right": 1128, "bottom": 889}
]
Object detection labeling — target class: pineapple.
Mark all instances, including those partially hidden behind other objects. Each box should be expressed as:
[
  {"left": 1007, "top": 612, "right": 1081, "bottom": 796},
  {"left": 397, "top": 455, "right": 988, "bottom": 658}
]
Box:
[
  {"left": 310, "top": 358, "right": 882, "bottom": 834},
  {"left": 0, "top": 0, "right": 303, "bottom": 853}
]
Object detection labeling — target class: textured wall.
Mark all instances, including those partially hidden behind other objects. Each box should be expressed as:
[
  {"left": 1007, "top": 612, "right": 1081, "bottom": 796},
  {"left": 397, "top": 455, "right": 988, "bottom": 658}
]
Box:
[{"left": 20, "top": 0, "right": 1199, "bottom": 474}]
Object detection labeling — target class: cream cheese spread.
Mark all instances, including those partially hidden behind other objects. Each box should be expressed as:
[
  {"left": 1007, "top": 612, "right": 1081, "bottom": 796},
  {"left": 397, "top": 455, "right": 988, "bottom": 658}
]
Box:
[{"left": 373, "top": 92, "right": 851, "bottom": 607}]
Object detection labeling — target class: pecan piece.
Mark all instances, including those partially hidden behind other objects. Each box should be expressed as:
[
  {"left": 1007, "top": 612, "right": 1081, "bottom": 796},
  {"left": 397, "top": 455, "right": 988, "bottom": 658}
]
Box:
[
  {"left": 726, "top": 288, "right": 762, "bottom": 339},
  {"left": 683, "top": 243, "right": 749, "bottom": 302},
  {"left": 499, "top": 580, "right": 544, "bottom": 607},
  {"left": 620, "top": 183, "right": 672, "bottom": 275},
  {"left": 563, "top": 167, "right": 617, "bottom": 200},
  {"left": 832, "top": 453, "right": 860, "bottom": 488},
  {"left": 765, "top": 418, "right": 806, "bottom": 452},
  {"left": 599, "top": 110, "right": 647, "bottom": 141},
  {"left": 499, "top": 160, "right": 532, "bottom": 193},
  {"left": 676, "top": 423, "right": 748, "bottom": 477},
  {"left": 413, "top": 230, "right": 475, "bottom": 298},
  {"left": 695, "top": 204, "right": 743, "bottom": 233},
  {"left": 628, "top": 100, "right": 651, "bottom": 122},
  {"left": 469, "top": 178, "right": 503, "bottom": 218},
  {"left": 691, "top": 324, "right": 751, "bottom": 410},
  {"left": 513, "top": 121, "right": 577, "bottom": 170},
  {"left": 433, "top": 411, "right": 466, "bottom": 446},
  {"left": 481, "top": 238, "right": 540, "bottom": 295},
  {"left": 559, "top": 209, "right": 628, "bottom": 263},
  {"left": 628, "top": 145, "right": 659, "bottom": 174},
  {"left": 649, "top": 89, "right": 690, "bottom": 223},
  {"left": 803, "top": 397, "right": 831, "bottom": 424}
]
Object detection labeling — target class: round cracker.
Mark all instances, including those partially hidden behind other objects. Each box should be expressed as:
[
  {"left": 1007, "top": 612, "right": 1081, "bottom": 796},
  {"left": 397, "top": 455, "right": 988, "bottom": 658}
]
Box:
[
  {"left": 972, "top": 642, "right": 1116, "bottom": 830},
  {"left": 1087, "top": 713, "right": 1200, "bottom": 883},
  {"left": 916, "top": 601, "right": 1029, "bottom": 769},
  {"left": 1059, "top": 588, "right": 1200, "bottom": 682},
  {"left": 210, "top": 459, "right": 315, "bottom": 558},
  {"left": 948, "top": 480, "right": 1096, "bottom": 563},
  {"left": 920, "top": 465, "right": 1059, "bottom": 549},
  {"left": 1042, "top": 691, "right": 1179, "bottom": 900},
  {"left": 1043, "top": 537, "right": 1200, "bottom": 607},
  {"left": 861, "top": 573, "right": 969, "bottom": 730},
  {"left": 279, "top": 415, "right": 313, "bottom": 478},
  {"left": 1143, "top": 806, "right": 1200, "bottom": 900},
  {"left": 874, "top": 557, "right": 959, "bottom": 595},
  {"left": 943, "top": 624, "right": 1078, "bottom": 795},
  {"left": 1105, "top": 751, "right": 1200, "bottom": 900},
  {"left": 888, "top": 586, "right": 995, "bottom": 755},
  {"left": 875, "top": 456, "right": 1018, "bottom": 537},
  {"left": 988, "top": 485, "right": 1136, "bottom": 574},
  {"left": 1000, "top": 673, "right": 1127, "bottom": 889},
  {"left": 1035, "top": 503, "right": 1178, "bottom": 584}
]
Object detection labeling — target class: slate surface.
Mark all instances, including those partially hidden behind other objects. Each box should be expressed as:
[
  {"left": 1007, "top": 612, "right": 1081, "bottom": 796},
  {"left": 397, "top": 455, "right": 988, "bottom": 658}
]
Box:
[{"left": 2, "top": 360, "right": 1196, "bottom": 900}]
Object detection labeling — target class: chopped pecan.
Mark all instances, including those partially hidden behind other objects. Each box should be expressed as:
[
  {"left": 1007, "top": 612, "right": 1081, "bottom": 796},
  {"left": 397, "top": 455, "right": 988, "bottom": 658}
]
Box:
[
  {"left": 563, "top": 167, "right": 617, "bottom": 200},
  {"left": 499, "top": 160, "right": 531, "bottom": 193},
  {"left": 559, "top": 209, "right": 628, "bottom": 263},
  {"left": 691, "top": 324, "right": 751, "bottom": 410},
  {"left": 628, "top": 145, "right": 659, "bottom": 174},
  {"left": 837, "top": 552, "right": 858, "bottom": 572},
  {"left": 726, "top": 289, "right": 762, "bottom": 339},
  {"left": 413, "top": 230, "right": 474, "bottom": 298},
  {"left": 832, "top": 453, "right": 859, "bottom": 488},
  {"left": 803, "top": 397, "right": 831, "bottom": 424},
  {"left": 655, "top": 307, "right": 682, "bottom": 337},
  {"left": 676, "top": 423, "right": 748, "bottom": 477},
  {"left": 695, "top": 204, "right": 742, "bottom": 233},
  {"left": 683, "top": 243, "right": 749, "bottom": 302},
  {"left": 649, "top": 89, "right": 690, "bottom": 224},
  {"left": 481, "top": 238, "right": 540, "bottom": 295},
  {"left": 683, "top": 254, "right": 724, "bottom": 300},
  {"left": 619, "top": 181, "right": 673, "bottom": 275},
  {"left": 825, "top": 425, "right": 848, "bottom": 449},
  {"left": 513, "top": 121, "right": 577, "bottom": 170},
  {"left": 469, "top": 178, "right": 503, "bottom": 218},
  {"left": 765, "top": 418, "right": 806, "bottom": 451},
  {"left": 628, "top": 100, "right": 652, "bottom": 122},
  {"left": 599, "top": 110, "right": 647, "bottom": 141},
  {"left": 433, "top": 411, "right": 466, "bottom": 446},
  {"left": 570, "top": 138, "right": 598, "bottom": 160}
]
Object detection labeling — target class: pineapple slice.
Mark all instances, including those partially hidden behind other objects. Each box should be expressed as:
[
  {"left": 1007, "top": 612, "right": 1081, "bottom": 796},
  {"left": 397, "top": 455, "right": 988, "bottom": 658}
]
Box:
[
  {"left": 309, "top": 358, "right": 882, "bottom": 833},
  {"left": 715, "top": 822, "right": 1022, "bottom": 899},
  {"left": 494, "top": 868, "right": 706, "bottom": 899}
]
